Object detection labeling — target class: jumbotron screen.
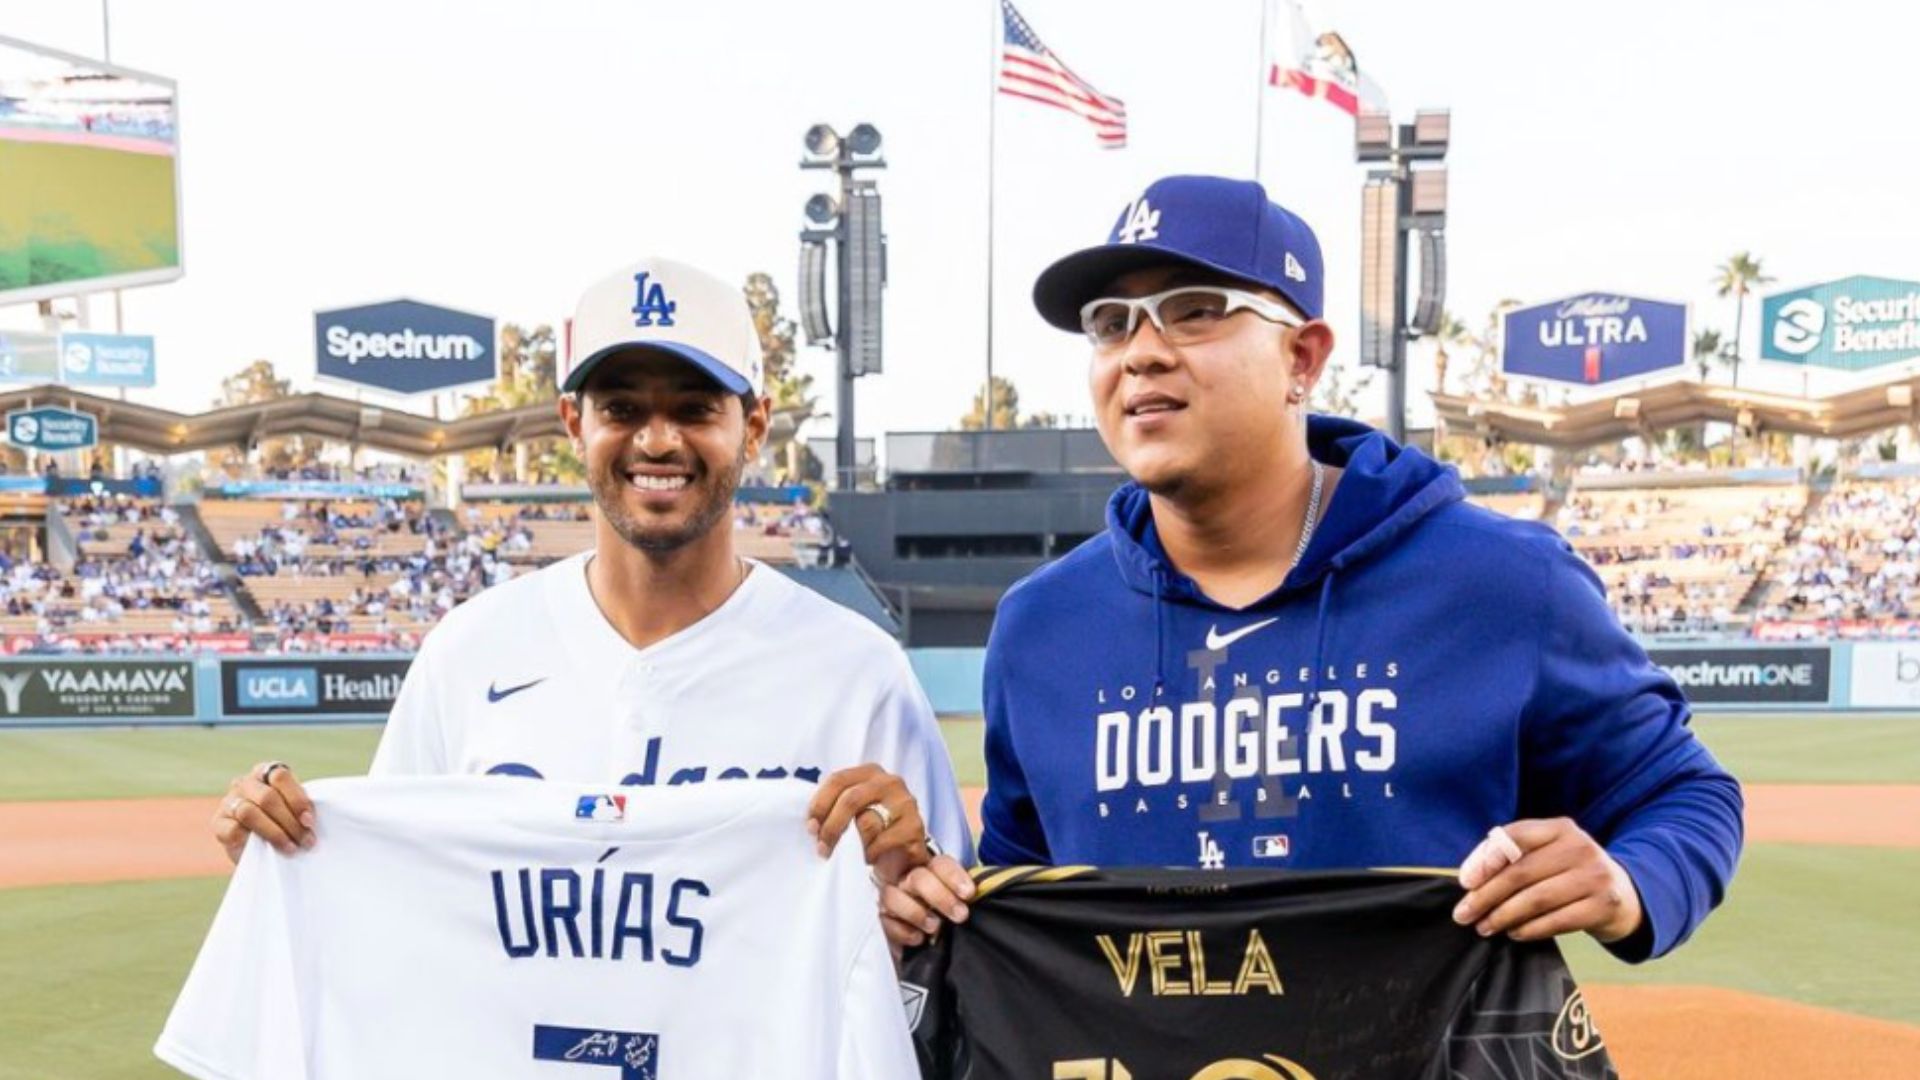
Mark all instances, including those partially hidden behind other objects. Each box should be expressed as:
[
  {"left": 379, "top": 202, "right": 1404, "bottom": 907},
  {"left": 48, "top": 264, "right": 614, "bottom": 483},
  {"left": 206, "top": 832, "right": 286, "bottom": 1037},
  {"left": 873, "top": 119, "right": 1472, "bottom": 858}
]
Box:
[{"left": 0, "top": 35, "right": 181, "bottom": 305}]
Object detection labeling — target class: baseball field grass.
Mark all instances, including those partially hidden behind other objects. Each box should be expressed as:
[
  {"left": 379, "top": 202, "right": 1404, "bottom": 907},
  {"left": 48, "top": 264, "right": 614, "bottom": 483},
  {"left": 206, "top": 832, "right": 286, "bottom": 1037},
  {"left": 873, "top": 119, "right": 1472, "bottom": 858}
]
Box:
[
  {"left": 0, "top": 712, "right": 1914, "bottom": 1078},
  {"left": 3, "top": 713, "right": 1917, "bottom": 801}
]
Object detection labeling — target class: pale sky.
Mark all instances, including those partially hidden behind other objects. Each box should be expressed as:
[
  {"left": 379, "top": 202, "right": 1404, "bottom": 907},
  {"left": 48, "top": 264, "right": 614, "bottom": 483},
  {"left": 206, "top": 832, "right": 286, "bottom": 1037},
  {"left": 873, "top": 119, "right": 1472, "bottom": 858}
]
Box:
[{"left": 7, "top": 0, "right": 1920, "bottom": 452}]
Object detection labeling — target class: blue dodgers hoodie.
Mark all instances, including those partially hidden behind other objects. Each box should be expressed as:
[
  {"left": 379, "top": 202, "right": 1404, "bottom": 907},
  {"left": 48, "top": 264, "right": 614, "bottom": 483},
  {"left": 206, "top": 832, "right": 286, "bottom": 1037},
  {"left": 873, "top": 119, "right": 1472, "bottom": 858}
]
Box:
[{"left": 979, "top": 415, "right": 1743, "bottom": 961}]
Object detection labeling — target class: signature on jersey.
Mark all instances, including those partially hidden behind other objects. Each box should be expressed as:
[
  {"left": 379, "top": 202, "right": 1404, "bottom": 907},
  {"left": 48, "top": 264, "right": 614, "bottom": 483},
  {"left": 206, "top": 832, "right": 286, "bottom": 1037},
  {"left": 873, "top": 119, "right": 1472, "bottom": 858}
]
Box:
[
  {"left": 563, "top": 1032, "right": 624, "bottom": 1061},
  {"left": 561, "top": 1032, "right": 658, "bottom": 1069}
]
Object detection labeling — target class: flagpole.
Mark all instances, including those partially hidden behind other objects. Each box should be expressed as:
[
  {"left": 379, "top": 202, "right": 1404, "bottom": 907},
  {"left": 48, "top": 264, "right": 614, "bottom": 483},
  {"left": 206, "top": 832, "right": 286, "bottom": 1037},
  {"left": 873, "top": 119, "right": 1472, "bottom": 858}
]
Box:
[
  {"left": 985, "top": 0, "right": 1000, "bottom": 432},
  {"left": 1254, "top": 0, "right": 1269, "bottom": 180}
]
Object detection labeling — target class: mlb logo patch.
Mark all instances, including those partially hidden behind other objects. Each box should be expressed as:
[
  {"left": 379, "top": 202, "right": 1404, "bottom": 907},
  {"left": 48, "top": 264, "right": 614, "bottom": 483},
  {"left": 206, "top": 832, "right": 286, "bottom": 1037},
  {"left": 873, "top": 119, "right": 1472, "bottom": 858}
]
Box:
[
  {"left": 575, "top": 794, "right": 627, "bottom": 822},
  {"left": 1253, "top": 835, "right": 1291, "bottom": 859}
]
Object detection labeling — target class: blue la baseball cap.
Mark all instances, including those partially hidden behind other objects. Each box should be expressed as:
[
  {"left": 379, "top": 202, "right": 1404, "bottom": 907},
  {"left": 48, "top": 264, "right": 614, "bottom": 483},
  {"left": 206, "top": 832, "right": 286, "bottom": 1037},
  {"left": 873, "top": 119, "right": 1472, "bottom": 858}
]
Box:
[{"left": 1031, "top": 175, "right": 1325, "bottom": 332}]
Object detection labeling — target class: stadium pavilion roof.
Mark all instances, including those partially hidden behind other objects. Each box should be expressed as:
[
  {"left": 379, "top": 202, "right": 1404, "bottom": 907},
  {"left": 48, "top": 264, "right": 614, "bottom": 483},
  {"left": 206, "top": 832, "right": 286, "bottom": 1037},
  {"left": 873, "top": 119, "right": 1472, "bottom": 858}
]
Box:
[
  {"left": 1431, "top": 369, "right": 1920, "bottom": 449},
  {"left": 0, "top": 385, "right": 565, "bottom": 457}
]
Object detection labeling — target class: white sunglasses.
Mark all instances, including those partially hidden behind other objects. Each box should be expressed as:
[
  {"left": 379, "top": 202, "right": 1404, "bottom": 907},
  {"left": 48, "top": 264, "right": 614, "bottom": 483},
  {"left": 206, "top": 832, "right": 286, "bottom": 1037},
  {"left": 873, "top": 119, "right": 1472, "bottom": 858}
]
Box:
[{"left": 1079, "top": 285, "right": 1305, "bottom": 348}]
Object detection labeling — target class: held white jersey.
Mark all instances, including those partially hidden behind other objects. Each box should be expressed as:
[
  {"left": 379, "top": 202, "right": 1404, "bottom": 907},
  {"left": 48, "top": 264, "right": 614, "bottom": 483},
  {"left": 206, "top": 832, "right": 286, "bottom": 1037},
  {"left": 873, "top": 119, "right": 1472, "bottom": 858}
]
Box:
[
  {"left": 156, "top": 776, "right": 917, "bottom": 1080},
  {"left": 371, "top": 553, "right": 973, "bottom": 863}
]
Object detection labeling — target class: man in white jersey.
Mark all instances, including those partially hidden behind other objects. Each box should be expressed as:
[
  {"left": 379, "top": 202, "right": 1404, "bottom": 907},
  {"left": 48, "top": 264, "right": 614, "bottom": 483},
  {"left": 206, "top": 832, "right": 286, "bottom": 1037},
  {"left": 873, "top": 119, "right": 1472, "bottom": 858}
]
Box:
[
  {"left": 212, "top": 257, "right": 972, "bottom": 876},
  {"left": 163, "top": 777, "right": 918, "bottom": 1078}
]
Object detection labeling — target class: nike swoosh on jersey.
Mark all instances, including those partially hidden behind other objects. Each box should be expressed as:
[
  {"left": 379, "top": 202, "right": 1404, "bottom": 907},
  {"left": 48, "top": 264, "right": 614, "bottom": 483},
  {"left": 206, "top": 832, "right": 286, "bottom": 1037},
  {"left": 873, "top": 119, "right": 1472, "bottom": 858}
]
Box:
[
  {"left": 1205, "top": 617, "right": 1281, "bottom": 652},
  {"left": 487, "top": 678, "right": 547, "bottom": 704}
]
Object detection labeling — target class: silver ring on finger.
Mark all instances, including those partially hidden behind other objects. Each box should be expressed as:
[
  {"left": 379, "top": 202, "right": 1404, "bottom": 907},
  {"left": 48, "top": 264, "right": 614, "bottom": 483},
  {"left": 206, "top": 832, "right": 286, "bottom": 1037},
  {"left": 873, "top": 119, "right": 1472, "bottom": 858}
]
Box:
[
  {"left": 259, "top": 760, "right": 290, "bottom": 785},
  {"left": 226, "top": 796, "right": 245, "bottom": 818},
  {"left": 861, "top": 802, "right": 895, "bottom": 831}
]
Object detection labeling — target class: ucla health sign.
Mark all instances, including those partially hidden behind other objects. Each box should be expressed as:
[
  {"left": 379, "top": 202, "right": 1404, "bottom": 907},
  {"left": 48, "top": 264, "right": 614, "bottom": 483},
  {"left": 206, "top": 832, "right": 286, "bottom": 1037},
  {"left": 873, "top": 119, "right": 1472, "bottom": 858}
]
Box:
[
  {"left": 1501, "top": 293, "right": 1688, "bottom": 386},
  {"left": 314, "top": 299, "right": 496, "bottom": 395},
  {"left": 221, "top": 658, "right": 411, "bottom": 717},
  {"left": 59, "top": 332, "right": 156, "bottom": 388},
  {"left": 6, "top": 405, "right": 97, "bottom": 451},
  {"left": 1761, "top": 275, "right": 1920, "bottom": 372}
]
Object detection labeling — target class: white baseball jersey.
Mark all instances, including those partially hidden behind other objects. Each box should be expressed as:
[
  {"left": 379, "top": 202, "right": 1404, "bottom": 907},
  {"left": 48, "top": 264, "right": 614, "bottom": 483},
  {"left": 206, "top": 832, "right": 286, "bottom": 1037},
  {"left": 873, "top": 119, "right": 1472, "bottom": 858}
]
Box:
[
  {"left": 369, "top": 553, "right": 973, "bottom": 863},
  {"left": 156, "top": 776, "right": 917, "bottom": 1079}
]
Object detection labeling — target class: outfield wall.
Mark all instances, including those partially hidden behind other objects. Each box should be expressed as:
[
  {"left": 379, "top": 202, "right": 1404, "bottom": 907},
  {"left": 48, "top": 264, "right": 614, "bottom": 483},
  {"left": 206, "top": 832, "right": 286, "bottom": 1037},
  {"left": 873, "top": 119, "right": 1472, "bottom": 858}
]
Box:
[
  {"left": 909, "top": 642, "right": 1920, "bottom": 716},
  {"left": 0, "top": 642, "right": 1913, "bottom": 728}
]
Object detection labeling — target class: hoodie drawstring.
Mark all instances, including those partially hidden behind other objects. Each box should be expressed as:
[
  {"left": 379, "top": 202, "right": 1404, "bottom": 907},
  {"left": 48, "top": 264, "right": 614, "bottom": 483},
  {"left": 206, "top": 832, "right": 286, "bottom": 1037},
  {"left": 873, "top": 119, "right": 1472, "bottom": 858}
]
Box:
[
  {"left": 1151, "top": 569, "right": 1167, "bottom": 694},
  {"left": 1305, "top": 570, "right": 1338, "bottom": 714}
]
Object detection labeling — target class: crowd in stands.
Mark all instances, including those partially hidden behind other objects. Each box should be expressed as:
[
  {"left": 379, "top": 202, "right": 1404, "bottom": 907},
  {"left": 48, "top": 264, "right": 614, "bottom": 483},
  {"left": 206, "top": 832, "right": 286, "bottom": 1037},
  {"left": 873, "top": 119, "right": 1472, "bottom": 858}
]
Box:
[
  {"left": 1555, "top": 492, "right": 1801, "bottom": 542},
  {"left": 10, "top": 460, "right": 1919, "bottom": 654},
  {"left": 1551, "top": 487, "right": 1805, "bottom": 635},
  {"left": 63, "top": 494, "right": 176, "bottom": 532},
  {"left": 3, "top": 497, "right": 234, "bottom": 636},
  {"left": 230, "top": 498, "right": 441, "bottom": 575},
  {"left": 734, "top": 499, "right": 826, "bottom": 540},
  {"left": 244, "top": 463, "right": 424, "bottom": 484},
  {"left": 1757, "top": 479, "right": 1920, "bottom": 626},
  {"left": 256, "top": 532, "right": 521, "bottom": 635},
  {"left": 0, "top": 456, "right": 165, "bottom": 480},
  {"left": 230, "top": 499, "right": 522, "bottom": 637}
]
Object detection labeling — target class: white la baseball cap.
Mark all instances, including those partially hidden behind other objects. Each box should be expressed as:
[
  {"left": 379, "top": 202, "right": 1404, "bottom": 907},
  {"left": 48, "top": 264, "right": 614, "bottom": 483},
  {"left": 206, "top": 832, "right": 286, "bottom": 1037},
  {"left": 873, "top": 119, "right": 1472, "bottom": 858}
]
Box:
[{"left": 561, "top": 257, "right": 764, "bottom": 397}]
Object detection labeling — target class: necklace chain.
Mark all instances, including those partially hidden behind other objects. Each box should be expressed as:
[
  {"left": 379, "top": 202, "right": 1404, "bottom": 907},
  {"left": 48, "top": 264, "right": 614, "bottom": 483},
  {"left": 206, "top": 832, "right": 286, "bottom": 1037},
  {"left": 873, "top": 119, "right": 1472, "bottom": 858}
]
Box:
[{"left": 1292, "top": 460, "right": 1325, "bottom": 571}]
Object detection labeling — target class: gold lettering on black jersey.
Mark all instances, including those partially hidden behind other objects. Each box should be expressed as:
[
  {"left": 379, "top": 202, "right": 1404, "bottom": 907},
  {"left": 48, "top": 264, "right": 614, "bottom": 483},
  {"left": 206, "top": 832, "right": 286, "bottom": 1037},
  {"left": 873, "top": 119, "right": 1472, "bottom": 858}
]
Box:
[
  {"left": 1095, "top": 929, "right": 1283, "bottom": 997},
  {"left": 1147, "top": 931, "right": 1187, "bottom": 995},
  {"left": 1054, "top": 1056, "right": 1316, "bottom": 1080},
  {"left": 1097, "top": 933, "right": 1146, "bottom": 997},
  {"left": 1234, "top": 929, "right": 1283, "bottom": 996},
  {"left": 1552, "top": 989, "right": 1605, "bottom": 1060}
]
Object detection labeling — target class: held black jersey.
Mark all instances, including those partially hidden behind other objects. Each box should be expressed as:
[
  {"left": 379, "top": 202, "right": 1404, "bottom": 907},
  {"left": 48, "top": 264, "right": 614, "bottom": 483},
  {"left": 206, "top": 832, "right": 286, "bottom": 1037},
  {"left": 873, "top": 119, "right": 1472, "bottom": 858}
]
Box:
[{"left": 900, "top": 866, "right": 1617, "bottom": 1080}]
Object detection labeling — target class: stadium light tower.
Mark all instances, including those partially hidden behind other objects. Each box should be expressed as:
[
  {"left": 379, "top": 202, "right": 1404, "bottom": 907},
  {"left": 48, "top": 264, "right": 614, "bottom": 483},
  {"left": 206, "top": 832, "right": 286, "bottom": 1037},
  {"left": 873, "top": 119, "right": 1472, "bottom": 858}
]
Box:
[
  {"left": 1356, "top": 108, "right": 1450, "bottom": 445},
  {"left": 799, "top": 123, "right": 887, "bottom": 490}
]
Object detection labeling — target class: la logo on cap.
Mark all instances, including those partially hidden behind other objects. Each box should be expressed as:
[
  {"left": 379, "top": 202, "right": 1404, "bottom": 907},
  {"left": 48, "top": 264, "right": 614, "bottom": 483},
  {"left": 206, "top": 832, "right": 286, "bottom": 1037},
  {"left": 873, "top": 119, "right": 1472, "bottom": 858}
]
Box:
[
  {"left": 632, "top": 272, "right": 677, "bottom": 328},
  {"left": 1117, "top": 198, "right": 1160, "bottom": 244}
]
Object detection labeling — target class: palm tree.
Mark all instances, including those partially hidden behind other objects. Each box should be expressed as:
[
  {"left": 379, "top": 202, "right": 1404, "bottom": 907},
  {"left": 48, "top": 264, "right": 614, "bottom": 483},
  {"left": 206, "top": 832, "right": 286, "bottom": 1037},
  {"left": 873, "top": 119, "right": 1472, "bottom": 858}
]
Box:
[
  {"left": 1463, "top": 299, "right": 1522, "bottom": 398},
  {"left": 1428, "top": 310, "right": 1471, "bottom": 395},
  {"left": 1690, "top": 329, "right": 1724, "bottom": 382},
  {"left": 1713, "top": 252, "right": 1774, "bottom": 388}
]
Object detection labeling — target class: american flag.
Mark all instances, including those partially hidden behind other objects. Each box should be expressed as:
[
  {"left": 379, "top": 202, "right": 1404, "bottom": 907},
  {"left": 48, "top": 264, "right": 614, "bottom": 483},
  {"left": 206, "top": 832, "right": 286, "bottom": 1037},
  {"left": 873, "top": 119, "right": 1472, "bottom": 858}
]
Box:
[{"left": 998, "top": 0, "right": 1127, "bottom": 149}]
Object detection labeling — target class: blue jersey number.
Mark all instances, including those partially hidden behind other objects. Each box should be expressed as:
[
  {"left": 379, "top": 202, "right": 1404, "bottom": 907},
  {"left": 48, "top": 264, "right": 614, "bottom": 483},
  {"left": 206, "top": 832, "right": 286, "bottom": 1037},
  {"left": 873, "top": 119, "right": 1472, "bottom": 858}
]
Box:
[{"left": 533, "top": 1024, "right": 659, "bottom": 1079}]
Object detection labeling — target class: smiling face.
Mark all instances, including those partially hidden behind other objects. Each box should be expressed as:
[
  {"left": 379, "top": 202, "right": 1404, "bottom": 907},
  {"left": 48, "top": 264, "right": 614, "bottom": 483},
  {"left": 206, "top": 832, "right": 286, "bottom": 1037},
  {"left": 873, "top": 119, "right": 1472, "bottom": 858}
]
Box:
[
  {"left": 559, "top": 351, "right": 768, "bottom": 554},
  {"left": 1087, "top": 265, "right": 1330, "bottom": 501}
]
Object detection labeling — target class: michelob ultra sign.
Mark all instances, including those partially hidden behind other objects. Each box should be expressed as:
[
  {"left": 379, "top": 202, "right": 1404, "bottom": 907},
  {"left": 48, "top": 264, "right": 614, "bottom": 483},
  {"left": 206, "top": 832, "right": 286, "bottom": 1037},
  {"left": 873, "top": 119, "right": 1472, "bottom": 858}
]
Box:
[
  {"left": 1762, "top": 275, "right": 1920, "bottom": 371},
  {"left": 1500, "top": 292, "right": 1688, "bottom": 387}
]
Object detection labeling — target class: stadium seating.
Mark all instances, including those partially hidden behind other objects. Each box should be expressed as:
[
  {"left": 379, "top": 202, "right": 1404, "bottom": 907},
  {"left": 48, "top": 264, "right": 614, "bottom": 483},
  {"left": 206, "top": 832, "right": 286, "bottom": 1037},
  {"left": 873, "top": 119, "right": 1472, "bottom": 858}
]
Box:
[
  {"left": 1758, "top": 476, "right": 1920, "bottom": 625},
  {"left": 0, "top": 496, "right": 244, "bottom": 639},
  {"left": 11, "top": 461, "right": 1916, "bottom": 649},
  {"left": 172, "top": 493, "right": 824, "bottom": 642},
  {"left": 1557, "top": 483, "right": 1807, "bottom": 634},
  {"left": 458, "top": 502, "right": 592, "bottom": 562}
]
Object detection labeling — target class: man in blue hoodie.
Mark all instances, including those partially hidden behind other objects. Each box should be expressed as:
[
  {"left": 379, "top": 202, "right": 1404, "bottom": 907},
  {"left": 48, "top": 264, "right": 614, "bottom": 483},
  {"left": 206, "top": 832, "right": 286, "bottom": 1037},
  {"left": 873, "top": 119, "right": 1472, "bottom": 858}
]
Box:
[{"left": 883, "top": 176, "right": 1742, "bottom": 964}]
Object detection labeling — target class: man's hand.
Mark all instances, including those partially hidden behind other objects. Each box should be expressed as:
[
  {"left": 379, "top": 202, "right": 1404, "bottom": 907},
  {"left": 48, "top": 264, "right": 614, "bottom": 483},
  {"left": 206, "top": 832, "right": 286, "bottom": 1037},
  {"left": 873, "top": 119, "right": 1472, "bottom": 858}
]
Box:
[
  {"left": 1453, "top": 818, "right": 1643, "bottom": 943},
  {"left": 211, "top": 761, "right": 316, "bottom": 864},
  {"left": 879, "top": 855, "right": 975, "bottom": 954},
  {"left": 805, "top": 763, "right": 931, "bottom": 872}
]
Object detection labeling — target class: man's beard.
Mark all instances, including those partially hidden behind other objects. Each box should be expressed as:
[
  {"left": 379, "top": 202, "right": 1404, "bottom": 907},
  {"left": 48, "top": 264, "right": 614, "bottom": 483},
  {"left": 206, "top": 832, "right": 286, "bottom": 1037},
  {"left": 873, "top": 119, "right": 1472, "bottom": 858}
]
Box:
[{"left": 591, "top": 442, "right": 747, "bottom": 555}]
